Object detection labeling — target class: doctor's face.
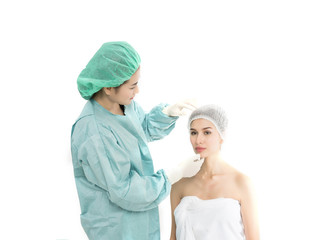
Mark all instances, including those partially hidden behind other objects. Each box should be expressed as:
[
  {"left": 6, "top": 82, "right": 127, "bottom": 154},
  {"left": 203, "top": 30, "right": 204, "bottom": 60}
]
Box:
[
  {"left": 190, "top": 118, "right": 223, "bottom": 159},
  {"left": 112, "top": 67, "right": 140, "bottom": 105}
]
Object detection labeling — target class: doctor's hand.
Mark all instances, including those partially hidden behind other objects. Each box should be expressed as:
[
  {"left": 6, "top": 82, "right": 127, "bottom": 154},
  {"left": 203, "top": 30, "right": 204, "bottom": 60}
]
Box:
[
  {"left": 165, "top": 154, "right": 204, "bottom": 185},
  {"left": 162, "top": 99, "right": 198, "bottom": 117}
]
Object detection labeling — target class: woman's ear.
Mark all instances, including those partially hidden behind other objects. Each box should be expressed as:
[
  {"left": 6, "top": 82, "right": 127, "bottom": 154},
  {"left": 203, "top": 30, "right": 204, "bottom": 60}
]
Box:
[{"left": 103, "top": 87, "right": 114, "bottom": 96}]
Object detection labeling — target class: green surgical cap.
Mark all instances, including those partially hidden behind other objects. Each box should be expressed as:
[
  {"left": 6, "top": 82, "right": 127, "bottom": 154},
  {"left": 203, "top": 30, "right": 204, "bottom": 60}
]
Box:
[{"left": 77, "top": 41, "right": 141, "bottom": 100}]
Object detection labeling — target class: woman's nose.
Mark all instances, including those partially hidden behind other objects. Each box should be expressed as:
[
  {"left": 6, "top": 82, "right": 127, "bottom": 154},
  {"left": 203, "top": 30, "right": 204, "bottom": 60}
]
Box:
[
  {"left": 135, "top": 86, "right": 140, "bottom": 94},
  {"left": 196, "top": 134, "right": 204, "bottom": 144}
]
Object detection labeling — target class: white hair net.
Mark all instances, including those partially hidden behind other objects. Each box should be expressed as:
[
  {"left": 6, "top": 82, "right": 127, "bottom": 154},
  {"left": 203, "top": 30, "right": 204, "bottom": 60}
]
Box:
[{"left": 188, "top": 104, "right": 228, "bottom": 139}]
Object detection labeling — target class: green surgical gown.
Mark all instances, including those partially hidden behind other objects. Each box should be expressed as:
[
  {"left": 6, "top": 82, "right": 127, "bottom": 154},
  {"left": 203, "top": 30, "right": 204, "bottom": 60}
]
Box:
[{"left": 71, "top": 99, "right": 177, "bottom": 240}]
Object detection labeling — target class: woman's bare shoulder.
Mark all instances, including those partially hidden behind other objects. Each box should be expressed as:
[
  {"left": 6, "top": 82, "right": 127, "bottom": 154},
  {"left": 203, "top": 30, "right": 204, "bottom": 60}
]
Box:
[
  {"left": 234, "top": 170, "right": 252, "bottom": 188},
  {"left": 172, "top": 177, "right": 193, "bottom": 190},
  {"left": 171, "top": 177, "right": 197, "bottom": 196},
  {"left": 233, "top": 170, "right": 256, "bottom": 202}
]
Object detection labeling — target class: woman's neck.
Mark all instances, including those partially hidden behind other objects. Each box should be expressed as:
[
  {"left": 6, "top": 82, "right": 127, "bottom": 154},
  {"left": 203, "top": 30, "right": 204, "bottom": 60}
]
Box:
[
  {"left": 93, "top": 95, "right": 124, "bottom": 115},
  {"left": 198, "top": 153, "right": 229, "bottom": 178}
]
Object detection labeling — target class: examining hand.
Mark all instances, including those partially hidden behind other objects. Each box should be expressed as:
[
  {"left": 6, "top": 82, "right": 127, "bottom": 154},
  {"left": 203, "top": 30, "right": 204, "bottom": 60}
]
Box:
[
  {"left": 162, "top": 99, "right": 198, "bottom": 117},
  {"left": 165, "top": 154, "right": 204, "bottom": 184}
]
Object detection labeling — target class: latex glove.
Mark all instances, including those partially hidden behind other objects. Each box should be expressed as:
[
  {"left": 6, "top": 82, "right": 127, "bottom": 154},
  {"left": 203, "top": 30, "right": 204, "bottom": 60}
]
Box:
[
  {"left": 162, "top": 99, "right": 198, "bottom": 117},
  {"left": 165, "top": 154, "right": 204, "bottom": 184}
]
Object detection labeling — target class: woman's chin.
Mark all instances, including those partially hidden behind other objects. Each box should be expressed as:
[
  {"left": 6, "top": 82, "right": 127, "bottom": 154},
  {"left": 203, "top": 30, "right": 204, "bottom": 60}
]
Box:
[{"left": 194, "top": 150, "right": 207, "bottom": 159}]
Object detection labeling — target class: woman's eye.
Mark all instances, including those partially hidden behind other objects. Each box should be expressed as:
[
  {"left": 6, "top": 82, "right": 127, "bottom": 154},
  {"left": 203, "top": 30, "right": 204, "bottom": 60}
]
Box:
[
  {"left": 204, "top": 131, "right": 211, "bottom": 135},
  {"left": 190, "top": 131, "right": 197, "bottom": 136}
]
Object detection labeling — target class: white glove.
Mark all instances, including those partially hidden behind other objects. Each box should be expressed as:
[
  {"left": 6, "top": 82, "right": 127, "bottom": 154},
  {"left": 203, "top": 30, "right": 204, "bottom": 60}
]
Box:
[
  {"left": 165, "top": 154, "right": 204, "bottom": 184},
  {"left": 162, "top": 99, "right": 198, "bottom": 117}
]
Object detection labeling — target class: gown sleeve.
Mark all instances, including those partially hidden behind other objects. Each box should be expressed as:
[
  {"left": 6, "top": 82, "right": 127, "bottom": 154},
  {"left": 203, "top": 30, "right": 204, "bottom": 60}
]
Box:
[
  {"left": 133, "top": 101, "right": 179, "bottom": 142},
  {"left": 73, "top": 117, "right": 171, "bottom": 212}
]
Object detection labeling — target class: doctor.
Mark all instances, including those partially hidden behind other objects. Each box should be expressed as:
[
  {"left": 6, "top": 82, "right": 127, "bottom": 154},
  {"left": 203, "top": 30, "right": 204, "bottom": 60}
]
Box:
[{"left": 71, "top": 41, "right": 202, "bottom": 240}]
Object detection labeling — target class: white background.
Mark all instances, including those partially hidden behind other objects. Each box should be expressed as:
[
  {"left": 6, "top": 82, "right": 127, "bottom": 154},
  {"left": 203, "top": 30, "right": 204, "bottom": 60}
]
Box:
[{"left": 1, "top": 0, "right": 329, "bottom": 239}]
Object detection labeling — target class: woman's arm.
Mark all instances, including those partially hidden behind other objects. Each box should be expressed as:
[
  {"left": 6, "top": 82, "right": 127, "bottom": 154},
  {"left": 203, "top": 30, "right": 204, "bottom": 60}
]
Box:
[
  {"left": 238, "top": 175, "right": 260, "bottom": 240},
  {"left": 169, "top": 182, "right": 182, "bottom": 240}
]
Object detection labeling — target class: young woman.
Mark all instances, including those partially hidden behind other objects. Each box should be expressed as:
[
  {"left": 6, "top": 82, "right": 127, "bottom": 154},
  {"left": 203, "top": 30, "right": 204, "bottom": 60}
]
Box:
[
  {"left": 71, "top": 41, "right": 202, "bottom": 240},
  {"left": 170, "top": 105, "right": 260, "bottom": 240}
]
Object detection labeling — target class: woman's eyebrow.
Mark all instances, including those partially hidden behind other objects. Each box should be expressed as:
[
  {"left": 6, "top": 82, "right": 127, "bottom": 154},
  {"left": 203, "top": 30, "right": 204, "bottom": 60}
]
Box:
[{"left": 190, "top": 127, "right": 212, "bottom": 131}]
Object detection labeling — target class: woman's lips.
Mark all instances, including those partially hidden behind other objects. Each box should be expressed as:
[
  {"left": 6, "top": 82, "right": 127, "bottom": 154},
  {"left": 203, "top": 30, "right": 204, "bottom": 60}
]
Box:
[{"left": 195, "top": 147, "right": 206, "bottom": 153}]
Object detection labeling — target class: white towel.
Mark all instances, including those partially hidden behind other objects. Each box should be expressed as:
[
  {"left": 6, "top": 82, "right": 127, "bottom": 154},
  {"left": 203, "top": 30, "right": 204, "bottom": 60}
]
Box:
[{"left": 174, "top": 196, "right": 245, "bottom": 240}]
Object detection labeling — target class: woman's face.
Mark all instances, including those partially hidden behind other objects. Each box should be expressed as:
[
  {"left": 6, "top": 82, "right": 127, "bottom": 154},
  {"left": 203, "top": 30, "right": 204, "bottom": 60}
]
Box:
[
  {"left": 109, "top": 68, "right": 140, "bottom": 105},
  {"left": 190, "top": 118, "right": 223, "bottom": 158}
]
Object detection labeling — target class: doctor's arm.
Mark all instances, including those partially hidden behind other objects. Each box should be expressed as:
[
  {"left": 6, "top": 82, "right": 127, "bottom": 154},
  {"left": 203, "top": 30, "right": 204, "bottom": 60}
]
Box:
[
  {"left": 135, "top": 100, "right": 197, "bottom": 141},
  {"left": 134, "top": 102, "right": 179, "bottom": 141},
  {"left": 76, "top": 131, "right": 171, "bottom": 212}
]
